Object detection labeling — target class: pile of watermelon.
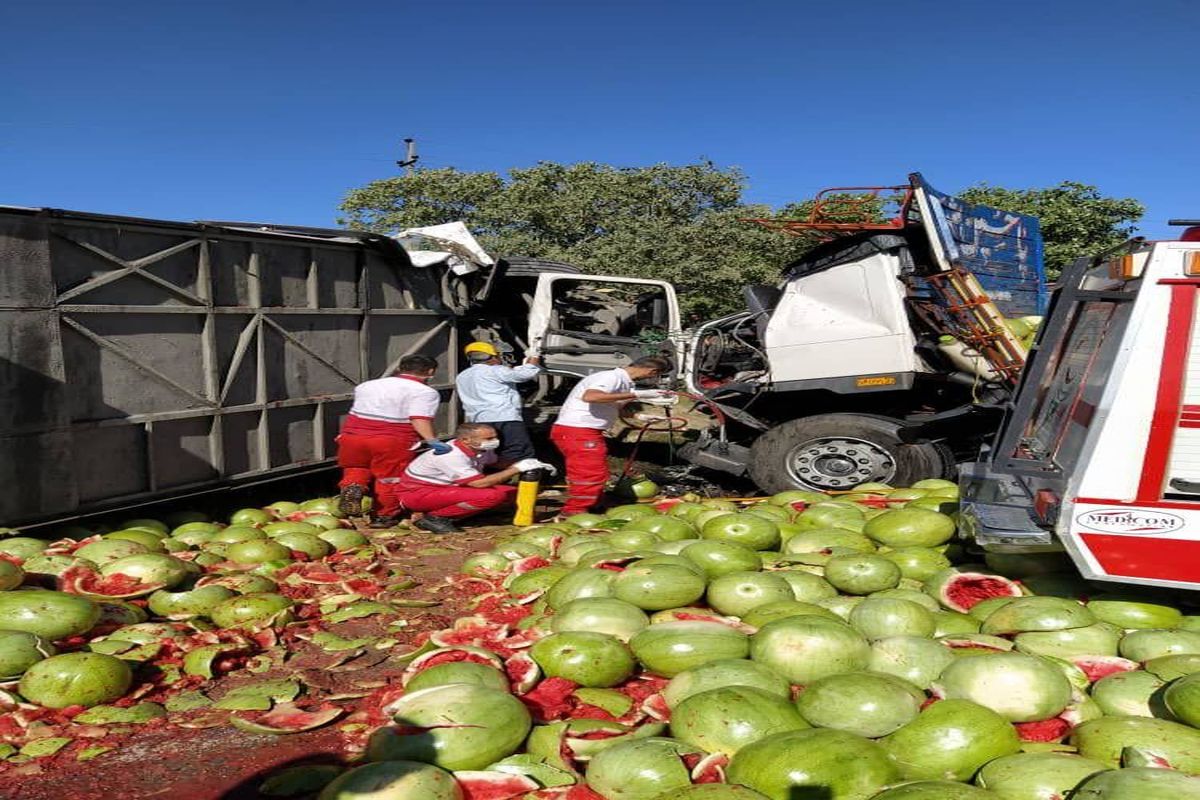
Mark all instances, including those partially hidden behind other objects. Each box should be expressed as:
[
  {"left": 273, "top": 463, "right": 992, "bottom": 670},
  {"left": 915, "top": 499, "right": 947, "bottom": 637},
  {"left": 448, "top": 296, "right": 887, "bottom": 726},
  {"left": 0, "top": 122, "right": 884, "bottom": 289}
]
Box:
[
  {"left": 296, "top": 481, "right": 1200, "bottom": 799},
  {"left": 4, "top": 482, "right": 1200, "bottom": 799}
]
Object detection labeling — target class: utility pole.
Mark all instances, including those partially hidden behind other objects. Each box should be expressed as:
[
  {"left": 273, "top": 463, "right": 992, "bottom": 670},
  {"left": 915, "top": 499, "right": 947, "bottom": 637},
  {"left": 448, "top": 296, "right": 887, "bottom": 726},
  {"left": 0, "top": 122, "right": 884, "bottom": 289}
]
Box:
[{"left": 397, "top": 138, "right": 419, "bottom": 175}]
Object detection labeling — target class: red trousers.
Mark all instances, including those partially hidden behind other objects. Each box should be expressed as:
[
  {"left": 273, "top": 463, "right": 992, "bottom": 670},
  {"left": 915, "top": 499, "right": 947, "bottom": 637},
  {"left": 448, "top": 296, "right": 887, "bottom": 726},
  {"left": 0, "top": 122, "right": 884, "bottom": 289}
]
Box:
[
  {"left": 551, "top": 424, "right": 610, "bottom": 516},
  {"left": 394, "top": 478, "right": 518, "bottom": 519},
  {"left": 336, "top": 427, "right": 419, "bottom": 518}
]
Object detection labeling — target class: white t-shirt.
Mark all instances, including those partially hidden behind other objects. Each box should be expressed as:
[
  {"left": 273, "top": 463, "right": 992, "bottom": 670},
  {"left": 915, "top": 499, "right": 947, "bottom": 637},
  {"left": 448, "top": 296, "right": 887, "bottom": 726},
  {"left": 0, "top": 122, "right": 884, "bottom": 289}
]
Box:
[
  {"left": 405, "top": 440, "right": 498, "bottom": 485},
  {"left": 555, "top": 368, "right": 634, "bottom": 429},
  {"left": 347, "top": 375, "right": 440, "bottom": 424}
]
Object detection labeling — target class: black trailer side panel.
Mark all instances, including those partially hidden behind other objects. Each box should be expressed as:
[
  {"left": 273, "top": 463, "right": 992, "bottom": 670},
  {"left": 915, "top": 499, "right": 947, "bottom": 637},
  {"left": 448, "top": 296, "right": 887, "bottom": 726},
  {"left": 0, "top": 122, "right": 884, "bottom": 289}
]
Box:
[{"left": 0, "top": 208, "right": 458, "bottom": 527}]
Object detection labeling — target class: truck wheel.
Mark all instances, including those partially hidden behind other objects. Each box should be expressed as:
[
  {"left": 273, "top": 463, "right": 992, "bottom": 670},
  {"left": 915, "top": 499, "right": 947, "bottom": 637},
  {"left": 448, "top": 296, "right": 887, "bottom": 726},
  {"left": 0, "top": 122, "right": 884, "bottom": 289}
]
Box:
[{"left": 747, "top": 414, "right": 953, "bottom": 494}]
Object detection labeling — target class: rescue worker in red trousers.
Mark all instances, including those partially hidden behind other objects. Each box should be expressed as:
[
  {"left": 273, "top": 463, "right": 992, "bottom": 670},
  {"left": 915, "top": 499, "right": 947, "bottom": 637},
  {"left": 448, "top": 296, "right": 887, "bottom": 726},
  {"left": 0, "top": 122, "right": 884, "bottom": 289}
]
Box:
[
  {"left": 550, "top": 356, "right": 673, "bottom": 517},
  {"left": 395, "top": 422, "right": 557, "bottom": 533},
  {"left": 336, "top": 354, "right": 451, "bottom": 527}
]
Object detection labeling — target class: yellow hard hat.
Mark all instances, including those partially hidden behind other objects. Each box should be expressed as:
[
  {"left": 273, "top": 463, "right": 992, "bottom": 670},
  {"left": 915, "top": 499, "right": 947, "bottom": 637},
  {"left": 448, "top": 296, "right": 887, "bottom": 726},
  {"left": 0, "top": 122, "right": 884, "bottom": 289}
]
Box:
[{"left": 464, "top": 341, "right": 499, "bottom": 357}]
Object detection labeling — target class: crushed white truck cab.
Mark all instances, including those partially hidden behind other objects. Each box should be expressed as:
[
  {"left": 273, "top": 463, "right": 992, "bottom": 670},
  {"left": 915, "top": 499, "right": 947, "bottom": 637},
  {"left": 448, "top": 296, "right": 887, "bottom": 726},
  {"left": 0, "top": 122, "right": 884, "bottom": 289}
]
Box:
[{"left": 673, "top": 175, "right": 1047, "bottom": 493}]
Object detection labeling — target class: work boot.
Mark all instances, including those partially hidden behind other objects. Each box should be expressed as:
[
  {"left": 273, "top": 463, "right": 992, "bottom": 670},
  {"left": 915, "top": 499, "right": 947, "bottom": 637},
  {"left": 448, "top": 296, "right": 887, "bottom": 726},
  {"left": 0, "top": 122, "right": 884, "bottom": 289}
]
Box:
[
  {"left": 369, "top": 515, "right": 400, "bottom": 529},
  {"left": 338, "top": 484, "right": 366, "bottom": 516},
  {"left": 414, "top": 515, "right": 462, "bottom": 534}
]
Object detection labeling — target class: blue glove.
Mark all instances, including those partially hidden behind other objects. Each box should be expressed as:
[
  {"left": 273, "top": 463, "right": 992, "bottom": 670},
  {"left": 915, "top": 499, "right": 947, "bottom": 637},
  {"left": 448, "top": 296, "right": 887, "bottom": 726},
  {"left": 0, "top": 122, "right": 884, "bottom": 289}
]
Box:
[{"left": 423, "top": 439, "right": 452, "bottom": 455}]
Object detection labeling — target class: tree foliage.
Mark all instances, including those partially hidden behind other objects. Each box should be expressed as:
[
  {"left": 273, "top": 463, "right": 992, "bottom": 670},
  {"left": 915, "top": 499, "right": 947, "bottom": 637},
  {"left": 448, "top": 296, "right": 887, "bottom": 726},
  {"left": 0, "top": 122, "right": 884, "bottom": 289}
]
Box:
[
  {"left": 959, "top": 181, "right": 1144, "bottom": 278},
  {"left": 339, "top": 162, "right": 814, "bottom": 317},
  {"left": 339, "top": 163, "right": 1145, "bottom": 314}
]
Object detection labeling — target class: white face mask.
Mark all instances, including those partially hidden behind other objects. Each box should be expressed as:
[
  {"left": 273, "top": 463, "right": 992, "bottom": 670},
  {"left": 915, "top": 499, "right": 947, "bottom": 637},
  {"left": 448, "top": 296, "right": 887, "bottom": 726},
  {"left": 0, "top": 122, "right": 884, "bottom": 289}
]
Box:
[{"left": 475, "top": 439, "right": 501, "bottom": 451}]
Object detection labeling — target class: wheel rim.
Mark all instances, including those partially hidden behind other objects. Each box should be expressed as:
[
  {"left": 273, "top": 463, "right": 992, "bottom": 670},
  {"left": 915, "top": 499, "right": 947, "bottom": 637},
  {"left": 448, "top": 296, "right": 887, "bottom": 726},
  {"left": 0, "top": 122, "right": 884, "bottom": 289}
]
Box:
[{"left": 784, "top": 436, "right": 896, "bottom": 491}]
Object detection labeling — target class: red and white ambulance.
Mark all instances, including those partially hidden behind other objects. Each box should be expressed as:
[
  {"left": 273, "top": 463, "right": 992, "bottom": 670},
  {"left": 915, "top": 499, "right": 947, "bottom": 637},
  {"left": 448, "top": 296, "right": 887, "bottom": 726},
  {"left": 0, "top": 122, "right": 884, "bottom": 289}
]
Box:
[{"left": 960, "top": 221, "right": 1200, "bottom": 590}]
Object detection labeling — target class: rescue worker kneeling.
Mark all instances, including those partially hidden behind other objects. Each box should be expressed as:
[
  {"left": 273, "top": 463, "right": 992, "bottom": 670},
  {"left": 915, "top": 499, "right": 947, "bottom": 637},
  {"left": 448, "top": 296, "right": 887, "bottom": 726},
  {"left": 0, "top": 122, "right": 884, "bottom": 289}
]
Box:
[{"left": 394, "top": 422, "right": 556, "bottom": 534}]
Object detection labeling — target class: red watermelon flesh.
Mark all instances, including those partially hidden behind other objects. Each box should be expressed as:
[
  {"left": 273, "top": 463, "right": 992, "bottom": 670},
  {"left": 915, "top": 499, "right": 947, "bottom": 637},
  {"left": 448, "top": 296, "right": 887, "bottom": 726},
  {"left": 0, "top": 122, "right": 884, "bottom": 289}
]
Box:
[
  {"left": 59, "top": 565, "right": 165, "bottom": 598},
  {"left": 512, "top": 556, "right": 552, "bottom": 575},
  {"left": 1069, "top": 655, "right": 1140, "bottom": 682},
  {"left": 940, "top": 573, "right": 1022, "bottom": 612},
  {"left": 1013, "top": 717, "right": 1072, "bottom": 742},
  {"left": 689, "top": 752, "right": 729, "bottom": 783},
  {"left": 454, "top": 771, "right": 539, "bottom": 800},
  {"left": 521, "top": 677, "right": 578, "bottom": 722}
]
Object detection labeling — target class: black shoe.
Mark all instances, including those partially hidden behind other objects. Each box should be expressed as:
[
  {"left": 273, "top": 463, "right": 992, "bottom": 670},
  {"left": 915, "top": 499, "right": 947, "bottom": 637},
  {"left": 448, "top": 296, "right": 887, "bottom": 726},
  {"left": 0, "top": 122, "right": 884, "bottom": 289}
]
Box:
[
  {"left": 369, "top": 515, "right": 400, "bottom": 529},
  {"left": 339, "top": 484, "right": 366, "bottom": 516},
  {"left": 414, "top": 515, "right": 463, "bottom": 534}
]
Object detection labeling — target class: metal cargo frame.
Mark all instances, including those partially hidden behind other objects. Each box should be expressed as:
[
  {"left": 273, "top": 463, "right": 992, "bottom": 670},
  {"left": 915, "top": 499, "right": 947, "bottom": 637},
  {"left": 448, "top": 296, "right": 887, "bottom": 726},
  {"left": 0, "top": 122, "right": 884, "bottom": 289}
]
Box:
[{"left": 0, "top": 207, "right": 459, "bottom": 527}]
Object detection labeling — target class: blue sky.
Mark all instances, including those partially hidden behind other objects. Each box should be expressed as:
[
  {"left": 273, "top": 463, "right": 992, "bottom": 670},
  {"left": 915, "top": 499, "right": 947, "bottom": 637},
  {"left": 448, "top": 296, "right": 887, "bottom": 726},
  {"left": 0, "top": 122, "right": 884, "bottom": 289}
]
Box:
[{"left": 3, "top": 0, "right": 1197, "bottom": 238}]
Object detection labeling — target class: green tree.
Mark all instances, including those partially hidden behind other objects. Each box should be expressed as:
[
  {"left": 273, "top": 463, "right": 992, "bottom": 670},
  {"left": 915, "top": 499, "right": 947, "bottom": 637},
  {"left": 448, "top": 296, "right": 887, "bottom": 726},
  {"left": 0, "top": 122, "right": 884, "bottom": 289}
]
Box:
[
  {"left": 959, "top": 181, "right": 1144, "bottom": 278},
  {"left": 338, "top": 167, "right": 506, "bottom": 232},
  {"left": 339, "top": 161, "right": 814, "bottom": 317}
]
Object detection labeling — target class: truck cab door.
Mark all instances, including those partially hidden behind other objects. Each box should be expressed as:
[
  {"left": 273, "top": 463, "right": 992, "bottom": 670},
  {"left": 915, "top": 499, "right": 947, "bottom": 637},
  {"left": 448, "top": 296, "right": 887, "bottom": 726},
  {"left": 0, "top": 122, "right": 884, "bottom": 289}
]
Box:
[{"left": 527, "top": 274, "right": 682, "bottom": 378}]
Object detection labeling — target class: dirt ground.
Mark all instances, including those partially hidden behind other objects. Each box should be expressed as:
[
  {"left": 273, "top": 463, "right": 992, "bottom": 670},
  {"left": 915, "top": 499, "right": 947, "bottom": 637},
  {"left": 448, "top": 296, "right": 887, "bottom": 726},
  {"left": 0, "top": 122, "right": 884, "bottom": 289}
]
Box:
[{"left": 1, "top": 523, "right": 512, "bottom": 800}]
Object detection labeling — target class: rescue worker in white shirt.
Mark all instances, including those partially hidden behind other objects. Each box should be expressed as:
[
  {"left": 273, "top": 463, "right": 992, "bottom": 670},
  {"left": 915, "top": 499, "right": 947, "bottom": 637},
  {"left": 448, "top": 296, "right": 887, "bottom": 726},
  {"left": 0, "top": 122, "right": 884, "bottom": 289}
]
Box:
[
  {"left": 550, "top": 356, "right": 674, "bottom": 517},
  {"left": 395, "top": 422, "right": 556, "bottom": 533},
  {"left": 454, "top": 341, "right": 542, "bottom": 463},
  {"left": 336, "top": 354, "right": 451, "bottom": 527}
]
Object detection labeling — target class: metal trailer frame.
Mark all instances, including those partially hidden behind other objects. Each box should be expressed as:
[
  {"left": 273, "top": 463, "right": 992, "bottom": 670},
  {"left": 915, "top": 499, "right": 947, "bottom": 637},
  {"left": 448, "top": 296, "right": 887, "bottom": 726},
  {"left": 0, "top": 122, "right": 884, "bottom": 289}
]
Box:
[{"left": 0, "top": 207, "right": 461, "bottom": 528}]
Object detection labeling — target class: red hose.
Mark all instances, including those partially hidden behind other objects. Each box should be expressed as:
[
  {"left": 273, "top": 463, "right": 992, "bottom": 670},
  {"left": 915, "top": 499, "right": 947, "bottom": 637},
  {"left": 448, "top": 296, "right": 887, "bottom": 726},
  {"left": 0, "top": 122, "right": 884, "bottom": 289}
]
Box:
[
  {"left": 682, "top": 391, "right": 727, "bottom": 426},
  {"left": 619, "top": 390, "right": 724, "bottom": 478},
  {"left": 620, "top": 415, "right": 689, "bottom": 478}
]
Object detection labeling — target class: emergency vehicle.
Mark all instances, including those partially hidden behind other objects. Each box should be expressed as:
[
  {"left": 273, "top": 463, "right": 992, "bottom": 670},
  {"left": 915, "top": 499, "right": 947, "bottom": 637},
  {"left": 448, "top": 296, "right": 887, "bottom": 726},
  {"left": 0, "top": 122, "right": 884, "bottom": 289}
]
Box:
[{"left": 960, "top": 221, "right": 1200, "bottom": 590}]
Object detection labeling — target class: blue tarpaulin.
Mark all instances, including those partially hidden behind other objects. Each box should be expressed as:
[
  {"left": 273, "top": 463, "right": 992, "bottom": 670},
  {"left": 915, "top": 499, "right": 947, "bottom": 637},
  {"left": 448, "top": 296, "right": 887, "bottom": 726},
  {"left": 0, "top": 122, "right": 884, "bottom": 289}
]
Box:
[{"left": 912, "top": 172, "right": 1049, "bottom": 317}]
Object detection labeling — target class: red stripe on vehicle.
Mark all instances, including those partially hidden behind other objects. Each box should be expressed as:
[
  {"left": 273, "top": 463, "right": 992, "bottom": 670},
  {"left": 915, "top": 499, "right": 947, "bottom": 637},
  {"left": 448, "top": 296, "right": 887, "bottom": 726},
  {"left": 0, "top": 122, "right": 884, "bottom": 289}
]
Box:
[
  {"left": 1080, "top": 533, "right": 1200, "bottom": 583},
  {"left": 1137, "top": 285, "right": 1198, "bottom": 501}
]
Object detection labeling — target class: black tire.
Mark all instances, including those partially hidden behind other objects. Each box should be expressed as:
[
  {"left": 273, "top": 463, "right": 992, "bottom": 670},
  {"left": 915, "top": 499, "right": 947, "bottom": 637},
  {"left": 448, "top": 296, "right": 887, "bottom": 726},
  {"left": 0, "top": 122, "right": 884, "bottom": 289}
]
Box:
[{"left": 747, "top": 413, "right": 954, "bottom": 494}]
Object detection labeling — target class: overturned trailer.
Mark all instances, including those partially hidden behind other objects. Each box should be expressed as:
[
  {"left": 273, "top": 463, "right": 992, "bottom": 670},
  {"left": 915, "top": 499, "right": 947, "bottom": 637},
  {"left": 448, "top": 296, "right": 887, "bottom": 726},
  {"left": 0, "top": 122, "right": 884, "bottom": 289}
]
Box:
[{"left": 0, "top": 208, "right": 464, "bottom": 527}]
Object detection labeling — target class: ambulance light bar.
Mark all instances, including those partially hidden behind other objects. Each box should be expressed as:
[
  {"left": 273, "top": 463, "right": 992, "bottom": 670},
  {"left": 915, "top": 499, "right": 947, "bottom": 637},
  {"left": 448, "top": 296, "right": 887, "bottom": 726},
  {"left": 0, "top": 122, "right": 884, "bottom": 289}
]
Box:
[{"left": 1170, "top": 220, "right": 1200, "bottom": 243}]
